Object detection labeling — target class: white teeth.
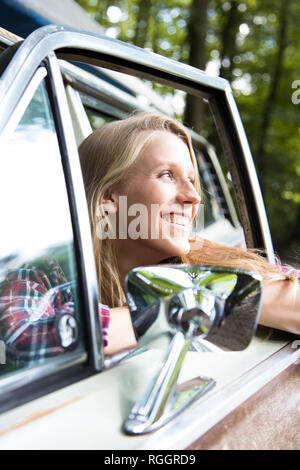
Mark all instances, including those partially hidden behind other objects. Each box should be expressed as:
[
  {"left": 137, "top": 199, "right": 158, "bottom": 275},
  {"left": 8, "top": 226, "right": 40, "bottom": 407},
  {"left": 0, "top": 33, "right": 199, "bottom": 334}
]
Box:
[{"left": 162, "top": 213, "right": 188, "bottom": 226}]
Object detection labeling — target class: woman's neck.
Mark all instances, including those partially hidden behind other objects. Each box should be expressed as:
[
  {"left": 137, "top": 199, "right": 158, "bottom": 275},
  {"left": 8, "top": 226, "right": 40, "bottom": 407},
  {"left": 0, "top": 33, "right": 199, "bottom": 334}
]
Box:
[{"left": 116, "top": 241, "right": 166, "bottom": 286}]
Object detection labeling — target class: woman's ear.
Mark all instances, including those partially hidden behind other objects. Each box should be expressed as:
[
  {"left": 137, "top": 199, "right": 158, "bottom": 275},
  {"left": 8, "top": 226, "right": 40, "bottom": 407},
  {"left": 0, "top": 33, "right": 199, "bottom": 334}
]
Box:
[{"left": 101, "top": 187, "right": 119, "bottom": 214}]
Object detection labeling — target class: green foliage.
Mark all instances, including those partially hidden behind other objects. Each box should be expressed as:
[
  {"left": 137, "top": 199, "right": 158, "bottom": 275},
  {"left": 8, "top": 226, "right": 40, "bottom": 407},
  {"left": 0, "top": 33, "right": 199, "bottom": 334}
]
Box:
[{"left": 75, "top": 0, "right": 300, "bottom": 260}]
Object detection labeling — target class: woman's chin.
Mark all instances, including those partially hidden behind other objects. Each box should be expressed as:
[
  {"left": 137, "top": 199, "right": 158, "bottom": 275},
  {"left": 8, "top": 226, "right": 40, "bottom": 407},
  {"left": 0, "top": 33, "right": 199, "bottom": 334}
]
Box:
[
  {"left": 127, "top": 236, "right": 191, "bottom": 266},
  {"left": 157, "top": 236, "right": 191, "bottom": 258}
]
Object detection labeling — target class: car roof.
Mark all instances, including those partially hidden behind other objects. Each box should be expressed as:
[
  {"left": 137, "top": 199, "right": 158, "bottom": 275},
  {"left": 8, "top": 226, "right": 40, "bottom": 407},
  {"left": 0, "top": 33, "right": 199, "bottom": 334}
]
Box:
[{"left": 0, "top": 0, "right": 105, "bottom": 38}]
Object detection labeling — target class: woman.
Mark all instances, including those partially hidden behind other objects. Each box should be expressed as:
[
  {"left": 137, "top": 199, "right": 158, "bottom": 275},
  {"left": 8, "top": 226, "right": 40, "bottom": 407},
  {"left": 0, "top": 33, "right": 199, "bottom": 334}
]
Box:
[{"left": 78, "top": 112, "right": 300, "bottom": 355}]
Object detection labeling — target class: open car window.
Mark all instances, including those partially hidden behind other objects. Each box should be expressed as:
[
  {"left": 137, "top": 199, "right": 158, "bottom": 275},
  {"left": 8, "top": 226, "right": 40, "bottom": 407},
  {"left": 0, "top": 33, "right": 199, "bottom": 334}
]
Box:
[{"left": 65, "top": 77, "right": 245, "bottom": 248}]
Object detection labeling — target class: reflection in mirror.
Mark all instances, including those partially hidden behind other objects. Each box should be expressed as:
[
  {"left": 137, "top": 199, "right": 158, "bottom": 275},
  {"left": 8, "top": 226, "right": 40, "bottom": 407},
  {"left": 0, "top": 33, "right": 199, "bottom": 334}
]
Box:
[{"left": 123, "top": 265, "right": 262, "bottom": 434}]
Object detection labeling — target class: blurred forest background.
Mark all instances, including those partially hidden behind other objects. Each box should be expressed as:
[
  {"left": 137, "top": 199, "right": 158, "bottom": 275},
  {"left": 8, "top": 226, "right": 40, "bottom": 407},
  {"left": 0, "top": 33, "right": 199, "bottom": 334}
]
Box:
[{"left": 75, "top": 0, "right": 300, "bottom": 262}]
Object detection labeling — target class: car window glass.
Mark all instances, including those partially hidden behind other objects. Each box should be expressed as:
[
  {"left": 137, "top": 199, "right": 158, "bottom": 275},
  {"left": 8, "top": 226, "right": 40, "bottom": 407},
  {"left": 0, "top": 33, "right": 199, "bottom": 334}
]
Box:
[
  {"left": 0, "top": 79, "right": 86, "bottom": 379},
  {"left": 194, "top": 149, "right": 218, "bottom": 228}
]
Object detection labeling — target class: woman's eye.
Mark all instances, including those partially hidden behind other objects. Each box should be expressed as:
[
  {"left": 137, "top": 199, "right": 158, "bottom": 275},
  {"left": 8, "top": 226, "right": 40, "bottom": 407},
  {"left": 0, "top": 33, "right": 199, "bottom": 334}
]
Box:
[{"left": 159, "top": 171, "right": 174, "bottom": 180}]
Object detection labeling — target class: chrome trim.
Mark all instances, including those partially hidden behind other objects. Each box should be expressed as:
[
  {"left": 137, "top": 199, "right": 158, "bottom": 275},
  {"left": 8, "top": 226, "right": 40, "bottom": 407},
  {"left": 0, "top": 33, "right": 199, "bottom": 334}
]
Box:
[
  {"left": 46, "top": 52, "right": 103, "bottom": 371},
  {"left": 136, "top": 341, "right": 300, "bottom": 449},
  {"left": 0, "top": 24, "right": 274, "bottom": 257},
  {"left": 0, "top": 28, "right": 22, "bottom": 47},
  {"left": 0, "top": 25, "right": 227, "bottom": 135},
  {"left": 65, "top": 84, "right": 93, "bottom": 144},
  {"left": 0, "top": 351, "right": 87, "bottom": 395},
  {"left": 124, "top": 331, "right": 215, "bottom": 434}
]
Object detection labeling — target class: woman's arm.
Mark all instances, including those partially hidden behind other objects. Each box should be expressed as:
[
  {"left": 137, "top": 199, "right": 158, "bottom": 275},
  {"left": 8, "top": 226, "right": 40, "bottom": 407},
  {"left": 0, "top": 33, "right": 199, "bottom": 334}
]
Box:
[
  {"left": 259, "top": 279, "right": 300, "bottom": 335},
  {"left": 103, "top": 278, "right": 300, "bottom": 355},
  {"left": 103, "top": 306, "right": 138, "bottom": 355}
]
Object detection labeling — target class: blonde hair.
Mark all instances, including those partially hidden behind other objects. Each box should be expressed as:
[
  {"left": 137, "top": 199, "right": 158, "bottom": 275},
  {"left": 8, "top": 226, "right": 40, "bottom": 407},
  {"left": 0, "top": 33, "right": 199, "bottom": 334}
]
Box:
[
  {"left": 79, "top": 112, "right": 199, "bottom": 306},
  {"left": 79, "top": 112, "right": 296, "bottom": 307}
]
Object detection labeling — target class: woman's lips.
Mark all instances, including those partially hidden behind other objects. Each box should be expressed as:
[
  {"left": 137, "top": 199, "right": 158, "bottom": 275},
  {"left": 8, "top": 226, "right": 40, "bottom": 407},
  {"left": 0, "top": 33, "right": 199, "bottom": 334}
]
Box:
[{"left": 161, "top": 212, "right": 191, "bottom": 228}]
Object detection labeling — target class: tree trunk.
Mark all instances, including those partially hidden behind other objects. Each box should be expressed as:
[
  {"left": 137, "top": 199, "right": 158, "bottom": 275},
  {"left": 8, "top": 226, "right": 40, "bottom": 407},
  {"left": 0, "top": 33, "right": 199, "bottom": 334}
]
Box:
[
  {"left": 133, "top": 0, "right": 152, "bottom": 48},
  {"left": 256, "top": 0, "right": 290, "bottom": 194},
  {"left": 184, "top": 0, "right": 210, "bottom": 133},
  {"left": 218, "top": 0, "right": 241, "bottom": 82}
]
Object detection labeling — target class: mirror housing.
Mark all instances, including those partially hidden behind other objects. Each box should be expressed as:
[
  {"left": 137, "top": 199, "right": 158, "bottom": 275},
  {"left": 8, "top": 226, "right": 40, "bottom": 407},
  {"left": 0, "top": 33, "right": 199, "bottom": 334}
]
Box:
[{"left": 126, "top": 265, "right": 263, "bottom": 351}]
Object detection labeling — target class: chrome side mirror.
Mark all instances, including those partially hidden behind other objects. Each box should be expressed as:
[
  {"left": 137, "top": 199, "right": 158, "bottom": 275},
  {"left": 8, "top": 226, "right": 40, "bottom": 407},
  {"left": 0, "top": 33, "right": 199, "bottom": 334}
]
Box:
[{"left": 123, "top": 265, "right": 262, "bottom": 434}]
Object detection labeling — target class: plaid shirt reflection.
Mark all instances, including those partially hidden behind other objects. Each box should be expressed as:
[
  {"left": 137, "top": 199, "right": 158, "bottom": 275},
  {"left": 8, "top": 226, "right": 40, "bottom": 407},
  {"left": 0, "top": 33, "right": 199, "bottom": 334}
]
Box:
[{"left": 0, "top": 259, "right": 109, "bottom": 363}]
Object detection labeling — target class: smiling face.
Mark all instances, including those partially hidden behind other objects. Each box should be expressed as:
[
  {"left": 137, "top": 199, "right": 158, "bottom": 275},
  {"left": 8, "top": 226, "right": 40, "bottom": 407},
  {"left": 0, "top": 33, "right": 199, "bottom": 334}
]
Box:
[{"left": 110, "top": 131, "right": 200, "bottom": 275}]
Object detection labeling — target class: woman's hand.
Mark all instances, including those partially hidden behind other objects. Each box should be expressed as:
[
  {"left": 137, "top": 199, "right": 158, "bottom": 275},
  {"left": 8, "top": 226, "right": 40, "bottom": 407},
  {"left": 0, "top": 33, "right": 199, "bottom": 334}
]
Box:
[{"left": 103, "top": 306, "right": 138, "bottom": 355}]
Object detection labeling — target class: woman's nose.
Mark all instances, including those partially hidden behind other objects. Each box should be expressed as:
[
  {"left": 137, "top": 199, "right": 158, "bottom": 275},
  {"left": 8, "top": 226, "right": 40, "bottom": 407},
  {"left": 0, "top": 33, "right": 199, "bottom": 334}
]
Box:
[{"left": 177, "top": 180, "right": 201, "bottom": 205}]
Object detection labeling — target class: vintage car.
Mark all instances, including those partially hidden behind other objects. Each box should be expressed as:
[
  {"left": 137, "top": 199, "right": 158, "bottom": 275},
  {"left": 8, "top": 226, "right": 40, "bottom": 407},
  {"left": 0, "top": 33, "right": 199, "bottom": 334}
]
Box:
[{"left": 0, "top": 22, "right": 299, "bottom": 451}]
